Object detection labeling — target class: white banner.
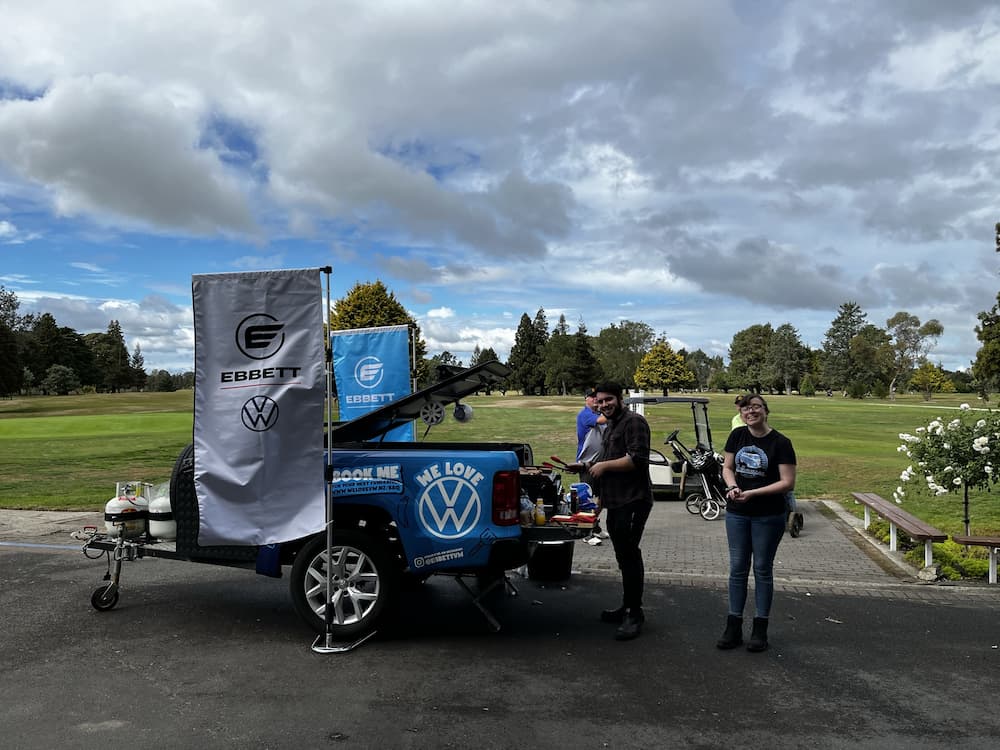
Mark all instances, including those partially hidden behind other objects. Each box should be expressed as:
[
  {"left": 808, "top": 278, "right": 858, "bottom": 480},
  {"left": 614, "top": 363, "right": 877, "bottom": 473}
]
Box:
[{"left": 192, "top": 269, "right": 325, "bottom": 545}]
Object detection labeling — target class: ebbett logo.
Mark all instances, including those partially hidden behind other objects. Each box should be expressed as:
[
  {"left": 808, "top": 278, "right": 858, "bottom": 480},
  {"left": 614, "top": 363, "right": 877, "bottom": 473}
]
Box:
[
  {"left": 354, "top": 355, "right": 384, "bottom": 389},
  {"left": 236, "top": 313, "right": 285, "bottom": 360}
]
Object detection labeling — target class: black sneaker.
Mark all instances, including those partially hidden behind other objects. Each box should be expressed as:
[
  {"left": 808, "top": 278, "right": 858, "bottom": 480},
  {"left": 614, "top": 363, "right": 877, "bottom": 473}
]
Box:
[
  {"left": 600, "top": 605, "right": 626, "bottom": 623},
  {"left": 615, "top": 608, "right": 644, "bottom": 640}
]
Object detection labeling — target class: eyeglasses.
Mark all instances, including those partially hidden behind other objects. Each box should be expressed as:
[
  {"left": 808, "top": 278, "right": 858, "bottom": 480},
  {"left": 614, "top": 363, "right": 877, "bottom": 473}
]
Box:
[{"left": 740, "top": 404, "right": 765, "bottom": 412}]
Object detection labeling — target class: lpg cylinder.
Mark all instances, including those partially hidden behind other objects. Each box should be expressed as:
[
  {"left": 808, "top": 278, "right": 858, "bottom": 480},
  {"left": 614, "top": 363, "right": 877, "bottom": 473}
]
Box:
[
  {"left": 147, "top": 491, "right": 176, "bottom": 541},
  {"left": 104, "top": 484, "right": 149, "bottom": 539}
]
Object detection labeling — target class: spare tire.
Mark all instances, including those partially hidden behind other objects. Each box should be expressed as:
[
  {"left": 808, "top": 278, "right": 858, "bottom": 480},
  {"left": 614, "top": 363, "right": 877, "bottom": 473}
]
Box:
[{"left": 170, "top": 442, "right": 257, "bottom": 561}]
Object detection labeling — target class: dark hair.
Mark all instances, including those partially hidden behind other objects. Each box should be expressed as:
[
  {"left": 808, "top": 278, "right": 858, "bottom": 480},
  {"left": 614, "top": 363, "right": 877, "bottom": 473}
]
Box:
[
  {"left": 742, "top": 394, "right": 770, "bottom": 414},
  {"left": 594, "top": 381, "right": 624, "bottom": 401}
]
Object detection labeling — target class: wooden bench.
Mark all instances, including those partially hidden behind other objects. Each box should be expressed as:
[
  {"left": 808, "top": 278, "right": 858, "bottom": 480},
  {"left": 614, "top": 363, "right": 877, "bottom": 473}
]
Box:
[
  {"left": 951, "top": 535, "right": 1000, "bottom": 584},
  {"left": 851, "top": 492, "right": 947, "bottom": 568}
]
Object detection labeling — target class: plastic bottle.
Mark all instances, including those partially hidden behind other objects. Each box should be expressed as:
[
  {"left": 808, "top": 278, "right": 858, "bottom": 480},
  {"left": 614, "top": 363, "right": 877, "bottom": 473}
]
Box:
[{"left": 534, "top": 499, "right": 547, "bottom": 526}]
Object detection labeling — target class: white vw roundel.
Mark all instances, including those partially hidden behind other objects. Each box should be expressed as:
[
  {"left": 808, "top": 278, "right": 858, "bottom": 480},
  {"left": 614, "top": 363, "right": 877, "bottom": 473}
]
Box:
[{"left": 417, "top": 476, "right": 482, "bottom": 539}]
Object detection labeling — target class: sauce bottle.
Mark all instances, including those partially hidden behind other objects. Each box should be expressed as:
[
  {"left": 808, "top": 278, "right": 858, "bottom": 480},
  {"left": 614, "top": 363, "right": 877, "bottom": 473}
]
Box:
[{"left": 534, "top": 499, "right": 547, "bottom": 526}]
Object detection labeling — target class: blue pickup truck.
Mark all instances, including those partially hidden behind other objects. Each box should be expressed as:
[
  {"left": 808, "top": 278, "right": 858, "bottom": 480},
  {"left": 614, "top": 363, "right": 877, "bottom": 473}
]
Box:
[{"left": 84, "top": 362, "right": 579, "bottom": 641}]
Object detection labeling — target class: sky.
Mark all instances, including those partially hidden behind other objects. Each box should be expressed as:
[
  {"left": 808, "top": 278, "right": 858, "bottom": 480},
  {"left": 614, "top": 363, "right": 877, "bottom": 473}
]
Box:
[{"left": 1, "top": 0, "right": 998, "bottom": 374}]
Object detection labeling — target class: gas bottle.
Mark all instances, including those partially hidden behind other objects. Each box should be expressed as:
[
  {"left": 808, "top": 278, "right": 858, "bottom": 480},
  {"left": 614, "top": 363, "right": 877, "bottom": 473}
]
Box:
[
  {"left": 104, "top": 482, "right": 150, "bottom": 539},
  {"left": 534, "top": 499, "right": 547, "bottom": 526},
  {"left": 147, "top": 489, "right": 176, "bottom": 541}
]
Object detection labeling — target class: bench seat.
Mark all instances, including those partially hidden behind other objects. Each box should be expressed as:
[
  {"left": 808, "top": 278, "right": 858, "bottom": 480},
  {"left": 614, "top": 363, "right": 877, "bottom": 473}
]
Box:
[
  {"left": 851, "top": 492, "right": 947, "bottom": 568},
  {"left": 951, "top": 535, "right": 1000, "bottom": 584}
]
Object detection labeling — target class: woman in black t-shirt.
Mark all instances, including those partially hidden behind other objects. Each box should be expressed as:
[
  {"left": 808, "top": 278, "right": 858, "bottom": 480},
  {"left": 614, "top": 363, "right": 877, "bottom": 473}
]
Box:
[{"left": 716, "top": 394, "right": 796, "bottom": 653}]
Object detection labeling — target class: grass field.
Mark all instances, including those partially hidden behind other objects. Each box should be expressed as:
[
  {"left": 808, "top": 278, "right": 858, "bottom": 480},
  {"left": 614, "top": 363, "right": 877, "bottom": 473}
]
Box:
[{"left": 1, "top": 389, "right": 998, "bottom": 541}]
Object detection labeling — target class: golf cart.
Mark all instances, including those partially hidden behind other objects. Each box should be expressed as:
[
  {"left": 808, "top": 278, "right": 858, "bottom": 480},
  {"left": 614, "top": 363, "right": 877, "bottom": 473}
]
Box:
[{"left": 624, "top": 395, "right": 714, "bottom": 500}]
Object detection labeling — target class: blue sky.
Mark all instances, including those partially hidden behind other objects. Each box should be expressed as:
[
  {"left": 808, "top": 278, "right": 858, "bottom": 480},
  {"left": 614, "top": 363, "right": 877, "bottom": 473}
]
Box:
[{"left": 2, "top": 0, "right": 998, "bottom": 373}]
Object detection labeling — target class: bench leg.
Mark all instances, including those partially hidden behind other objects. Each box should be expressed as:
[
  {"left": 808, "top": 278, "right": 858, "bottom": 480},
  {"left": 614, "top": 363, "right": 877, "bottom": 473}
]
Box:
[
  {"left": 923, "top": 540, "right": 933, "bottom": 568},
  {"left": 990, "top": 548, "right": 998, "bottom": 585},
  {"left": 863, "top": 506, "right": 872, "bottom": 529},
  {"left": 889, "top": 523, "right": 898, "bottom": 552}
]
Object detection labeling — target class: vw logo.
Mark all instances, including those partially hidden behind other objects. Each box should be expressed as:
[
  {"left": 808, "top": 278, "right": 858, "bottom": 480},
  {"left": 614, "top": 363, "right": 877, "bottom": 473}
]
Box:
[
  {"left": 236, "top": 313, "right": 285, "bottom": 360},
  {"left": 241, "top": 395, "right": 279, "bottom": 431},
  {"left": 354, "top": 355, "right": 384, "bottom": 389},
  {"left": 417, "top": 477, "right": 482, "bottom": 540}
]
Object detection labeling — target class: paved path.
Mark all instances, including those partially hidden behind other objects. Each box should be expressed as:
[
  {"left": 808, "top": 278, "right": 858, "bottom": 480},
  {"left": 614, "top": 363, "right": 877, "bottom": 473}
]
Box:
[{"left": 4, "top": 499, "right": 998, "bottom": 601}]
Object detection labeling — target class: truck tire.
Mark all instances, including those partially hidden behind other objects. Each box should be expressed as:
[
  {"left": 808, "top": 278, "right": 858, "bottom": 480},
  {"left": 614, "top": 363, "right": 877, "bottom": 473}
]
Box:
[{"left": 290, "top": 531, "right": 398, "bottom": 638}]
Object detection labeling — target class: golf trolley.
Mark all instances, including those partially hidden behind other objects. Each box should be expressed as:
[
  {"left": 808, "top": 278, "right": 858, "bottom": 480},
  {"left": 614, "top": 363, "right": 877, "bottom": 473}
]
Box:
[{"left": 664, "top": 429, "right": 729, "bottom": 520}]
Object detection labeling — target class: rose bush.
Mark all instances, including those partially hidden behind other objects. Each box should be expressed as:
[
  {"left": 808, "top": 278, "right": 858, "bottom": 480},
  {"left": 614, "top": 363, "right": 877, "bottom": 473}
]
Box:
[{"left": 896, "top": 403, "right": 1000, "bottom": 534}]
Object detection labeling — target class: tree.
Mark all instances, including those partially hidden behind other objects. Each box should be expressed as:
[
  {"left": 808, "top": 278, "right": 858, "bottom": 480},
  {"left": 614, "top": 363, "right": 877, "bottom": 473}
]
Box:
[
  {"left": 543, "top": 314, "right": 575, "bottom": 395},
  {"left": 634, "top": 338, "right": 694, "bottom": 395},
  {"left": 728, "top": 324, "right": 773, "bottom": 393},
  {"left": 0, "top": 285, "right": 28, "bottom": 331},
  {"left": 41, "top": 364, "right": 81, "bottom": 396},
  {"left": 85, "top": 320, "right": 132, "bottom": 392},
  {"left": 822, "top": 302, "right": 867, "bottom": 393},
  {"left": 130, "top": 344, "right": 147, "bottom": 390},
  {"left": 570, "top": 319, "right": 600, "bottom": 393},
  {"left": 848, "top": 324, "right": 893, "bottom": 397},
  {"left": 468, "top": 345, "right": 501, "bottom": 394},
  {"left": 685, "top": 349, "right": 723, "bottom": 391},
  {"left": 909, "top": 362, "right": 956, "bottom": 401},
  {"left": 507, "top": 308, "right": 548, "bottom": 394},
  {"left": 972, "top": 292, "right": 1000, "bottom": 397},
  {"left": 592, "top": 320, "right": 654, "bottom": 388},
  {"left": 0, "top": 321, "right": 22, "bottom": 397},
  {"left": 148, "top": 369, "right": 176, "bottom": 392},
  {"left": 763, "top": 324, "right": 808, "bottom": 394},
  {"left": 886, "top": 312, "right": 943, "bottom": 400},
  {"left": 329, "top": 280, "right": 429, "bottom": 386}
]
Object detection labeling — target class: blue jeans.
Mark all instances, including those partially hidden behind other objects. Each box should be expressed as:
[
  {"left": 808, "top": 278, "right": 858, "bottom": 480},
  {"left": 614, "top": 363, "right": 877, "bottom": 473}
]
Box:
[{"left": 724, "top": 511, "right": 786, "bottom": 618}]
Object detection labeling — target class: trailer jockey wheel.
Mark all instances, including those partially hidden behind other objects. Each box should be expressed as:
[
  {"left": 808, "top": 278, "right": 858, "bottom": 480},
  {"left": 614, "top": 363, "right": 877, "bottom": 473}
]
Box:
[
  {"left": 420, "top": 401, "right": 445, "bottom": 426},
  {"left": 91, "top": 584, "right": 119, "bottom": 611}
]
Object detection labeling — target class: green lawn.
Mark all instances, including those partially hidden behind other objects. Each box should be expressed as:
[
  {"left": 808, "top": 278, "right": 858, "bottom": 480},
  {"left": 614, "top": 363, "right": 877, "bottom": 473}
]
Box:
[{"left": 2, "top": 389, "right": 998, "bottom": 541}]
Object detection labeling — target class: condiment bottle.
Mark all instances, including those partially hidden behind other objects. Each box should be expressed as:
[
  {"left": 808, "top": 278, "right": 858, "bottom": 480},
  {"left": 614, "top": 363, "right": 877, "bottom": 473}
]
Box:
[{"left": 534, "top": 499, "right": 547, "bottom": 526}]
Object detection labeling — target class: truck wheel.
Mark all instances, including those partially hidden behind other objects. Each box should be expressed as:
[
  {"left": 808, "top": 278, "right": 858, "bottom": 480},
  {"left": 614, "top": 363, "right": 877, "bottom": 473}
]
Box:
[
  {"left": 290, "top": 531, "right": 398, "bottom": 638},
  {"left": 685, "top": 493, "right": 705, "bottom": 515}
]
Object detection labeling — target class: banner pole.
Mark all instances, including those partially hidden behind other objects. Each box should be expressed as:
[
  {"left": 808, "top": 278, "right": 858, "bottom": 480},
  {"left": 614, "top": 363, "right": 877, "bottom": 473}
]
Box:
[{"left": 313, "top": 266, "right": 340, "bottom": 652}]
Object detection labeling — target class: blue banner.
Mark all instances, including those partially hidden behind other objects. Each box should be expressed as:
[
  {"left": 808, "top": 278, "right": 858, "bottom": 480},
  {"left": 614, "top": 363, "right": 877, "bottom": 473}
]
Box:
[{"left": 331, "top": 325, "right": 414, "bottom": 441}]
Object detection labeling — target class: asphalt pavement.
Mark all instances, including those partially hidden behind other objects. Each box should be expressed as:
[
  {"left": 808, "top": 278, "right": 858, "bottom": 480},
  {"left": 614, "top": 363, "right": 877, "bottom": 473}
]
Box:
[{"left": 2, "top": 500, "right": 999, "bottom": 749}]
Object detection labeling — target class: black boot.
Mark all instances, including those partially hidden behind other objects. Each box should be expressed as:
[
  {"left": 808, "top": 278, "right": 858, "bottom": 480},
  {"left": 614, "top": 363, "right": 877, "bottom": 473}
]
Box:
[
  {"left": 716, "top": 615, "right": 743, "bottom": 650},
  {"left": 614, "top": 608, "right": 644, "bottom": 640},
  {"left": 600, "top": 605, "right": 626, "bottom": 623},
  {"left": 747, "top": 617, "right": 769, "bottom": 652}
]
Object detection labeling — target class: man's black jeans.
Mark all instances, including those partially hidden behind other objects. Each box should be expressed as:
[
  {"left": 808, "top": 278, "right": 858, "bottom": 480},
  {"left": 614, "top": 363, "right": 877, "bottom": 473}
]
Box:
[{"left": 607, "top": 501, "right": 652, "bottom": 610}]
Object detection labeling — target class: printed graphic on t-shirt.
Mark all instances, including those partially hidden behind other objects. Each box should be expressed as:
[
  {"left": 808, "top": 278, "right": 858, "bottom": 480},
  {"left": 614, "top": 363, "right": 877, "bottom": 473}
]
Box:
[{"left": 735, "top": 445, "right": 768, "bottom": 479}]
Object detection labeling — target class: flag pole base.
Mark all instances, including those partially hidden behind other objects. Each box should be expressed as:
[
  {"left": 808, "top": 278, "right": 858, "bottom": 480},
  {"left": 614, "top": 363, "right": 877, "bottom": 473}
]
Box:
[{"left": 311, "top": 629, "right": 377, "bottom": 654}]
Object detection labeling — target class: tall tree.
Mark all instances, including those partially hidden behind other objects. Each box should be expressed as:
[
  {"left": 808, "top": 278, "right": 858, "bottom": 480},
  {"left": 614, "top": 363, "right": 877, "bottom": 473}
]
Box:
[
  {"left": 570, "top": 319, "right": 600, "bottom": 393},
  {"left": 848, "top": 324, "right": 893, "bottom": 397},
  {"left": 728, "top": 324, "right": 773, "bottom": 393},
  {"left": 507, "top": 312, "right": 546, "bottom": 394},
  {"left": 130, "top": 343, "right": 148, "bottom": 390},
  {"left": 0, "top": 285, "right": 28, "bottom": 331},
  {"left": 0, "top": 320, "right": 21, "bottom": 397},
  {"left": 86, "top": 320, "right": 132, "bottom": 392},
  {"left": 972, "top": 292, "right": 1000, "bottom": 396},
  {"left": 685, "top": 349, "right": 723, "bottom": 391},
  {"left": 763, "top": 324, "right": 809, "bottom": 394},
  {"left": 885, "top": 312, "right": 943, "bottom": 399},
  {"left": 634, "top": 338, "right": 694, "bottom": 395},
  {"left": 822, "top": 301, "right": 867, "bottom": 393},
  {"left": 592, "top": 320, "right": 654, "bottom": 388},
  {"left": 329, "top": 280, "right": 428, "bottom": 387},
  {"left": 543, "top": 314, "right": 575, "bottom": 395}
]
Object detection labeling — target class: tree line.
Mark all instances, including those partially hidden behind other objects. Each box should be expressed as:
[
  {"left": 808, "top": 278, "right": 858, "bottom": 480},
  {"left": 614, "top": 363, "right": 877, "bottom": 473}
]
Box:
[{"left": 5, "top": 280, "right": 998, "bottom": 400}]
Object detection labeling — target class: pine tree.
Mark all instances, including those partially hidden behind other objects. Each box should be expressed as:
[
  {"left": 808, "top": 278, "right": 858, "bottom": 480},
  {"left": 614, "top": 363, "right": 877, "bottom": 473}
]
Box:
[
  {"left": 822, "top": 301, "right": 867, "bottom": 393},
  {"left": 634, "top": 339, "right": 694, "bottom": 395}
]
